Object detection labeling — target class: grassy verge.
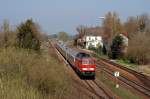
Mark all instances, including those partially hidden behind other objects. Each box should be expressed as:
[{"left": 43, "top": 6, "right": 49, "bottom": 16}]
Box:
[
  {"left": 92, "top": 52, "right": 149, "bottom": 75},
  {"left": 97, "top": 72, "right": 142, "bottom": 99},
  {"left": 116, "top": 59, "right": 150, "bottom": 76},
  {"left": 116, "top": 59, "right": 139, "bottom": 69}
]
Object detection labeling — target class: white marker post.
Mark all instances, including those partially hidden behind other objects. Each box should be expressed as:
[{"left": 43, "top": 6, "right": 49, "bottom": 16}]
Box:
[{"left": 114, "top": 71, "right": 120, "bottom": 88}]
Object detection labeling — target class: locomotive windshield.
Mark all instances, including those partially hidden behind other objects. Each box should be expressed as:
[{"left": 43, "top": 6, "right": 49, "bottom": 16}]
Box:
[{"left": 76, "top": 53, "right": 91, "bottom": 58}]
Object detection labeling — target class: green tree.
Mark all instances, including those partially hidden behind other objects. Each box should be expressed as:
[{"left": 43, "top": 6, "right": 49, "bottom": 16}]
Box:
[
  {"left": 102, "top": 45, "right": 107, "bottom": 55},
  {"left": 16, "top": 19, "right": 41, "bottom": 50},
  {"left": 110, "top": 35, "right": 123, "bottom": 59},
  {"left": 58, "top": 32, "right": 68, "bottom": 41}
]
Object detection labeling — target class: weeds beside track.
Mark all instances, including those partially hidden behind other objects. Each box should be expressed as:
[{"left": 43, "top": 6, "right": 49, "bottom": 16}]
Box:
[{"left": 97, "top": 58, "right": 150, "bottom": 99}]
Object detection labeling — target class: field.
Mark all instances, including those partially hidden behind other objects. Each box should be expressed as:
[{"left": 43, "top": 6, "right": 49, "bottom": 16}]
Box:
[{"left": 0, "top": 45, "right": 77, "bottom": 99}]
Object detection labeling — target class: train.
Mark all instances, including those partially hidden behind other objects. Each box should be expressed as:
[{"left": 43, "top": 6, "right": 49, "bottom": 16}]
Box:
[{"left": 56, "top": 41, "right": 96, "bottom": 78}]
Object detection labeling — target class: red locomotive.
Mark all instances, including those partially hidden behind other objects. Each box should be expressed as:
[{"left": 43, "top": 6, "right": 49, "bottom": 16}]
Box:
[{"left": 56, "top": 42, "right": 96, "bottom": 78}]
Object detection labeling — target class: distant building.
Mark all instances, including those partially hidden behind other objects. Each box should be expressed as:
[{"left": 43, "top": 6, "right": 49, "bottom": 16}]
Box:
[
  {"left": 76, "top": 27, "right": 104, "bottom": 49},
  {"left": 120, "top": 33, "right": 128, "bottom": 54},
  {"left": 120, "top": 33, "right": 128, "bottom": 46},
  {"left": 83, "top": 36, "right": 103, "bottom": 49}
]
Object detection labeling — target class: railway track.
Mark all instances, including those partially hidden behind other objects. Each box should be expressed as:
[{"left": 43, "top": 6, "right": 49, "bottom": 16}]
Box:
[
  {"left": 84, "top": 79, "right": 120, "bottom": 99},
  {"left": 100, "top": 58, "right": 150, "bottom": 88},
  {"left": 49, "top": 40, "right": 119, "bottom": 99},
  {"left": 85, "top": 80, "right": 109, "bottom": 99},
  {"left": 97, "top": 58, "right": 150, "bottom": 99}
]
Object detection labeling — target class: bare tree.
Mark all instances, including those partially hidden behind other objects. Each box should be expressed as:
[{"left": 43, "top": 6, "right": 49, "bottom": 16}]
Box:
[
  {"left": 101, "top": 12, "right": 124, "bottom": 54},
  {"left": 2, "top": 19, "right": 10, "bottom": 47},
  {"left": 102, "top": 12, "right": 124, "bottom": 43},
  {"left": 124, "top": 16, "right": 138, "bottom": 37},
  {"left": 138, "top": 14, "right": 149, "bottom": 32},
  {"left": 127, "top": 32, "right": 150, "bottom": 64},
  {"left": 76, "top": 25, "right": 87, "bottom": 38}
]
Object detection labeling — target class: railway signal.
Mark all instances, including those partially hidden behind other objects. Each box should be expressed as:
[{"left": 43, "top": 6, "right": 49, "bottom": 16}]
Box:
[{"left": 114, "top": 71, "right": 120, "bottom": 88}]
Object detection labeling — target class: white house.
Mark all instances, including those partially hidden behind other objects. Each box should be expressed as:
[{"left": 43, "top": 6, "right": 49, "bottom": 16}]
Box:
[
  {"left": 120, "top": 34, "right": 128, "bottom": 47},
  {"left": 83, "top": 36, "right": 103, "bottom": 49},
  {"left": 120, "top": 34, "right": 128, "bottom": 53}
]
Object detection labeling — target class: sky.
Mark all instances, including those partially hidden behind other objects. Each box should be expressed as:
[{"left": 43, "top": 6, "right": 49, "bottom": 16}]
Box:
[{"left": 0, "top": 0, "right": 150, "bottom": 35}]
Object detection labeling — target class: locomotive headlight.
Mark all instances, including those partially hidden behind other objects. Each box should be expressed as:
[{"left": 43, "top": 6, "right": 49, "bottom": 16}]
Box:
[
  {"left": 82, "top": 68, "right": 88, "bottom": 70},
  {"left": 89, "top": 68, "right": 95, "bottom": 71},
  {"left": 82, "top": 68, "right": 95, "bottom": 71}
]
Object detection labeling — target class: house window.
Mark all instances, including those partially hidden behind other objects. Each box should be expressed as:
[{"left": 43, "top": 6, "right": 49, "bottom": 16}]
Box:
[
  {"left": 89, "top": 37, "right": 91, "bottom": 40},
  {"left": 95, "top": 37, "right": 97, "bottom": 40}
]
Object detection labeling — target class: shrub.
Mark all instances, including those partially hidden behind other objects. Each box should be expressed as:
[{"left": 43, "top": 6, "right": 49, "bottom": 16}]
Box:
[
  {"left": 126, "top": 32, "right": 150, "bottom": 64},
  {"left": 88, "top": 46, "right": 102, "bottom": 54},
  {"left": 88, "top": 46, "right": 96, "bottom": 51}
]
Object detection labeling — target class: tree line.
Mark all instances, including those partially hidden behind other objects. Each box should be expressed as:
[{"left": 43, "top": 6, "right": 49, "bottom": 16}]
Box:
[{"left": 75, "top": 12, "right": 150, "bottom": 65}]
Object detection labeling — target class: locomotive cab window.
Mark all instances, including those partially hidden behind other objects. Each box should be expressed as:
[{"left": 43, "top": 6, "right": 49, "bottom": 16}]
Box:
[{"left": 76, "top": 53, "right": 91, "bottom": 58}]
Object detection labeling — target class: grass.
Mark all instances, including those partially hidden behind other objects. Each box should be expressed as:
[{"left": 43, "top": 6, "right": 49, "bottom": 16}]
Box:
[
  {"left": 97, "top": 72, "right": 142, "bottom": 99},
  {"left": 0, "top": 76, "right": 42, "bottom": 99},
  {"left": 92, "top": 51, "right": 142, "bottom": 72},
  {"left": 116, "top": 59, "right": 150, "bottom": 76},
  {"left": 0, "top": 47, "right": 73, "bottom": 99},
  {"left": 116, "top": 59, "right": 139, "bottom": 69}
]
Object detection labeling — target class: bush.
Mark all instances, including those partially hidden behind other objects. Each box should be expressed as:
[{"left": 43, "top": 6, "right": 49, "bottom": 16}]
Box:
[
  {"left": 126, "top": 32, "right": 150, "bottom": 64},
  {"left": 88, "top": 46, "right": 102, "bottom": 55}
]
